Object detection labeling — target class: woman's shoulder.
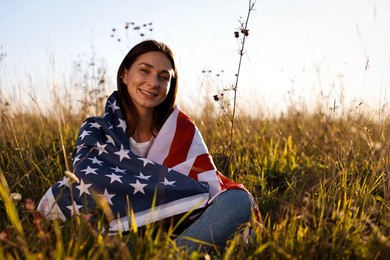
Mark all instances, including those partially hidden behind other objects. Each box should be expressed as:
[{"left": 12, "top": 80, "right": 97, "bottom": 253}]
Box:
[{"left": 175, "top": 105, "right": 196, "bottom": 126}]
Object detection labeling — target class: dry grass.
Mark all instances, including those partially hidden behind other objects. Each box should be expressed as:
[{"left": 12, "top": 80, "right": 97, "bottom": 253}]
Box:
[{"left": 1, "top": 84, "right": 390, "bottom": 259}]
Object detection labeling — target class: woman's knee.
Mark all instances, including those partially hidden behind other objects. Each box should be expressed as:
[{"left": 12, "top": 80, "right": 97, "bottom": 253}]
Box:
[{"left": 214, "top": 189, "right": 254, "bottom": 221}]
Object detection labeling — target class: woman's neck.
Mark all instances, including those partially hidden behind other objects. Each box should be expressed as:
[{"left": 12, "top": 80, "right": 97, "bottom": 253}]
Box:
[{"left": 133, "top": 112, "right": 153, "bottom": 142}]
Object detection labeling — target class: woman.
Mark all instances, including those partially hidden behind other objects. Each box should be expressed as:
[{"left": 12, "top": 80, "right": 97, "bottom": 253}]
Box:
[{"left": 38, "top": 40, "right": 258, "bottom": 252}]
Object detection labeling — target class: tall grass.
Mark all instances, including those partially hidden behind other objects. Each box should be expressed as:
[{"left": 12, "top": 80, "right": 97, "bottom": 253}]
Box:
[
  {"left": 1, "top": 77, "right": 389, "bottom": 258},
  {"left": 1, "top": 3, "right": 389, "bottom": 259}
]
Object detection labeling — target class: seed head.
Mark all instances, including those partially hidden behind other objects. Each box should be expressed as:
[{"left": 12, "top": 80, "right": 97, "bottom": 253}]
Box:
[
  {"left": 241, "top": 29, "right": 249, "bottom": 36},
  {"left": 10, "top": 193, "right": 22, "bottom": 202},
  {"left": 65, "top": 170, "right": 80, "bottom": 184}
]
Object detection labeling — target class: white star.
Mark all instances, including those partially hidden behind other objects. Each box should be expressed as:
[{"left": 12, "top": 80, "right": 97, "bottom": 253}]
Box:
[
  {"left": 76, "top": 143, "right": 85, "bottom": 153},
  {"left": 108, "top": 100, "right": 120, "bottom": 113},
  {"left": 136, "top": 172, "right": 151, "bottom": 180},
  {"left": 116, "top": 118, "right": 127, "bottom": 133},
  {"left": 66, "top": 202, "right": 83, "bottom": 216},
  {"left": 130, "top": 180, "right": 147, "bottom": 195},
  {"left": 57, "top": 176, "right": 69, "bottom": 187},
  {"left": 110, "top": 166, "right": 126, "bottom": 174},
  {"left": 95, "top": 142, "right": 108, "bottom": 155},
  {"left": 81, "top": 166, "right": 98, "bottom": 175},
  {"left": 89, "top": 122, "right": 101, "bottom": 129},
  {"left": 108, "top": 122, "right": 113, "bottom": 130},
  {"left": 79, "top": 130, "right": 92, "bottom": 140},
  {"left": 103, "top": 112, "right": 109, "bottom": 118},
  {"left": 88, "top": 156, "right": 103, "bottom": 166},
  {"left": 76, "top": 179, "right": 92, "bottom": 197},
  {"left": 160, "top": 177, "right": 176, "bottom": 186},
  {"left": 114, "top": 145, "right": 131, "bottom": 162},
  {"left": 80, "top": 121, "right": 88, "bottom": 128},
  {"left": 99, "top": 188, "right": 115, "bottom": 205},
  {"left": 73, "top": 154, "right": 82, "bottom": 165},
  {"left": 105, "top": 172, "right": 123, "bottom": 184},
  {"left": 138, "top": 158, "right": 155, "bottom": 167},
  {"left": 105, "top": 134, "right": 115, "bottom": 145}
]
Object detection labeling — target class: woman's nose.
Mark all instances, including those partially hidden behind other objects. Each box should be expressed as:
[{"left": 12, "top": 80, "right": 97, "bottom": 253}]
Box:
[{"left": 147, "top": 74, "right": 159, "bottom": 88}]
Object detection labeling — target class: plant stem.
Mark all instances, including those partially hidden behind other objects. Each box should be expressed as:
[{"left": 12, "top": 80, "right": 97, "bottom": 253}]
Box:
[{"left": 229, "top": 0, "right": 255, "bottom": 152}]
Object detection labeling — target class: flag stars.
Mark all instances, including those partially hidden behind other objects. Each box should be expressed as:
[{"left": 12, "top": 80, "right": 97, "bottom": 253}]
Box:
[
  {"left": 105, "top": 172, "right": 123, "bottom": 184},
  {"left": 136, "top": 172, "right": 151, "bottom": 180},
  {"left": 116, "top": 118, "right": 127, "bottom": 133},
  {"left": 89, "top": 122, "right": 101, "bottom": 129},
  {"left": 79, "top": 130, "right": 92, "bottom": 140},
  {"left": 96, "top": 142, "right": 108, "bottom": 155},
  {"left": 138, "top": 158, "right": 155, "bottom": 167},
  {"left": 130, "top": 180, "right": 147, "bottom": 195},
  {"left": 110, "top": 166, "right": 126, "bottom": 174},
  {"left": 73, "top": 154, "right": 82, "bottom": 165},
  {"left": 88, "top": 156, "right": 104, "bottom": 166},
  {"left": 108, "top": 100, "right": 120, "bottom": 113},
  {"left": 57, "top": 176, "right": 69, "bottom": 188},
  {"left": 81, "top": 166, "right": 99, "bottom": 175},
  {"left": 99, "top": 188, "right": 115, "bottom": 205},
  {"left": 114, "top": 145, "right": 131, "bottom": 162},
  {"left": 76, "top": 179, "right": 92, "bottom": 197},
  {"left": 160, "top": 177, "right": 176, "bottom": 186},
  {"left": 66, "top": 203, "right": 83, "bottom": 216},
  {"left": 76, "top": 143, "right": 86, "bottom": 153},
  {"left": 106, "top": 134, "right": 115, "bottom": 145}
]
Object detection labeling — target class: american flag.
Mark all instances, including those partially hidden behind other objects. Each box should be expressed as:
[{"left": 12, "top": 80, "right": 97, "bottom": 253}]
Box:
[{"left": 38, "top": 91, "right": 243, "bottom": 232}]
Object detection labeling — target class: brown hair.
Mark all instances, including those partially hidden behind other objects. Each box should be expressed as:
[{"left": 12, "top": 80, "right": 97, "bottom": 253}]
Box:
[{"left": 116, "top": 40, "right": 178, "bottom": 137}]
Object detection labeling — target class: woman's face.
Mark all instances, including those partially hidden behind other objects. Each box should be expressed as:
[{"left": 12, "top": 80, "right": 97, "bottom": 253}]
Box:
[{"left": 122, "top": 51, "right": 174, "bottom": 115}]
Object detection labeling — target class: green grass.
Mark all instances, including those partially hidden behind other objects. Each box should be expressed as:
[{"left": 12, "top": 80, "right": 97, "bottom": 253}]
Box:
[{"left": 1, "top": 93, "right": 390, "bottom": 259}]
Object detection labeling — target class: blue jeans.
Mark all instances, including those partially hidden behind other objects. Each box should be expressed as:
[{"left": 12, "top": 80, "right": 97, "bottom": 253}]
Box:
[{"left": 175, "top": 189, "right": 255, "bottom": 252}]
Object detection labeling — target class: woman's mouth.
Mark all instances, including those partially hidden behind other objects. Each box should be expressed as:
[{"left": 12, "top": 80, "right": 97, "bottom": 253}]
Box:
[{"left": 139, "top": 89, "right": 157, "bottom": 97}]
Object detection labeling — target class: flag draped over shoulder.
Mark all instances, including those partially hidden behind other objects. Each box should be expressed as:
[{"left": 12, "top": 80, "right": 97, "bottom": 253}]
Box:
[{"left": 38, "top": 91, "right": 243, "bottom": 232}]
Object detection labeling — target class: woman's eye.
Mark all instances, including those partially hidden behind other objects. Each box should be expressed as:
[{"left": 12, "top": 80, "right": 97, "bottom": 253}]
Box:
[
  {"left": 140, "top": 68, "right": 149, "bottom": 74},
  {"left": 159, "top": 74, "right": 170, "bottom": 82}
]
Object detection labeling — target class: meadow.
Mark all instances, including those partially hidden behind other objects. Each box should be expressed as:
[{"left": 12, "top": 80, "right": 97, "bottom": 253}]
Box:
[
  {"left": 1, "top": 2, "right": 390, "bottom": 257},
  {"left": 0, "top": 77, "right": 390, "bottom": 259}
]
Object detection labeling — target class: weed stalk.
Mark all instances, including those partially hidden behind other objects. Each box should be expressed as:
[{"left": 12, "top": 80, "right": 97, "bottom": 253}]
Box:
[{"left": 229, "top": 0, "right": 256, "bottom": 152}]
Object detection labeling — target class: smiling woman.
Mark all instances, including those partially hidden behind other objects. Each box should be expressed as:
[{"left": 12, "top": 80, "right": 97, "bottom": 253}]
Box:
[
  {"left": 121, "top": 51, "right": 175, "bottom": 143},
  {"left": 37, "top": 39, "right": 260, "bottom": 253},
  {"left": 117, "top": 40, "right": 178, "bottom": 147}
]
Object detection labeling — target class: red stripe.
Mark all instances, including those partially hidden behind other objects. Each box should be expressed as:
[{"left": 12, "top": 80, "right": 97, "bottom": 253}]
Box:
[
  {"left": 163, "top": 111, "right": 195, "bottom": 168},
  {"left": 217, "top": 172, "right": 244, "bottom": 190},
  {"left": 188, "top": 153, "right": 216, "bottom": 180}
]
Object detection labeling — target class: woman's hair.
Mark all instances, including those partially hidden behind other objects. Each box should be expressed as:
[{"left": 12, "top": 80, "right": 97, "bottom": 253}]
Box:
[{"left": 116, "top": 40, "right": 178, "bottom": 137}]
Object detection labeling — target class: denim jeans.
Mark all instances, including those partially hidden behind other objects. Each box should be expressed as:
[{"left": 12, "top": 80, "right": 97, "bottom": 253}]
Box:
[{"left": 175, "top": 189, "right": 255, "bottom": 252}]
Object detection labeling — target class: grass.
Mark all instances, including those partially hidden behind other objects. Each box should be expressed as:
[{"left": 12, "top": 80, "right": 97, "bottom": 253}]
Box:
[
  {"left": 0, "top": 1, "right": 389, "bottom": 255},
  {"left": 1, "top": 86, "right": 390, "bottom": 259}
]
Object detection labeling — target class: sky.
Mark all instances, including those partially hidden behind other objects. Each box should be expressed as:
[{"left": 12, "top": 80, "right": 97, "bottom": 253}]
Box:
[{"left": 1, "top": 0, "right": 390, "bottom": 117}]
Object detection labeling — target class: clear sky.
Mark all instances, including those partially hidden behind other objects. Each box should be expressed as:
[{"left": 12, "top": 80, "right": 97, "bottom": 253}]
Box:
[{"left": 1, "top": 0, "right": 390, "bottom": 117}]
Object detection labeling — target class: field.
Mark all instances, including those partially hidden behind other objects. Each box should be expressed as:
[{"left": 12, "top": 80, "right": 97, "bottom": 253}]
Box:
[{"left": 0, "top": 83, "right": 389, "bottom": 259}]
